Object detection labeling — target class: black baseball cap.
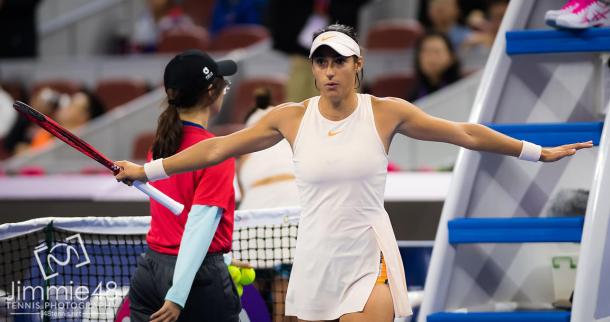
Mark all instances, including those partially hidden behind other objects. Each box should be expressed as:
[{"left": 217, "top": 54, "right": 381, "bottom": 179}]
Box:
[{"left": 164, "top": 49, "right": 237, "bottom": 94}]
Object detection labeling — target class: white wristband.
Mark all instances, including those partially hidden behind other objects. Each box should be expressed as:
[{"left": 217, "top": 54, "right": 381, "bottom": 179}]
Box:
[
  {"left": 144, "top": 158, "right": 169, "bottom": 181},
  {"left": 518, "top": 140, "right": 542, "bottom": 162}
]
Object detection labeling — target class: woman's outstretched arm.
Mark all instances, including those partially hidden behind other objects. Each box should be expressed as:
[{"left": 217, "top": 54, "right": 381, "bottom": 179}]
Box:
[
  {"left": 164, "top": 121, "right": 283, "bottom": 174},
  {"left": 115, "top": 106, "right": 291, "bottom": 183},
  {"left": 384, "top": 98, "right": 593, "bottom": 162}
]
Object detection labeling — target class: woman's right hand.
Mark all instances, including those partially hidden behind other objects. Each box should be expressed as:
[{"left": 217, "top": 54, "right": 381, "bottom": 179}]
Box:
[{"left": 114, "top": 160, "right": 147, "bottom": 185}]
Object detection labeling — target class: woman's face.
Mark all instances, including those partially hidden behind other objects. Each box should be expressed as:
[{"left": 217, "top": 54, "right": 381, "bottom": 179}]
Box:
[
  {"left": 30, "top": 88, "right": 58, "bottom": 116},
  {"left": 428, "top": 0, "right": 460, "bottom": 27},
  {"left": 311, "top": 46, "right": 362, "bottom": 100},
  {"left": 418, "top": 36, "right": 454, "bottom": 79},
  {"left": 56, "top": 92, "right": 90, "bottom": 129}
]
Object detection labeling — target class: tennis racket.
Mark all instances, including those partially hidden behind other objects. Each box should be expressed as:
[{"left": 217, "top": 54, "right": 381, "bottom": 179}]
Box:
[{"left": 13, "top": 100, "right": 184, "bottom": 215}]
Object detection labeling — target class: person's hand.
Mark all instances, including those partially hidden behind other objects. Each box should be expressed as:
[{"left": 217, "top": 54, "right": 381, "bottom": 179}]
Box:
[
  {"left": 114, "top": 160, "right": 147, "bottom": 186},
  {"left": 231, "top": 259, "right": 253, "bottom": 268},
  {"left": 150, "top": 300, "right": 181, "bottom": 322},
  {"left": 540, "top": 141, "right": 594, "bottom": 162}
]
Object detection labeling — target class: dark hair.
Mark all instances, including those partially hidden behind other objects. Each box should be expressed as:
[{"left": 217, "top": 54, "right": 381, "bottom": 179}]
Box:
[
  {"left": 254, "top": 87, "right": 271, "bottom": 110},
  {"left": 81, "top": 89, "right": 106, "bottom": 120},
  {"left": 244, "top": 87, "right": 272, "bottom": 122},
  {"left": 152, "top": 77, "right": 225, "bottom": 159},
  {"left": 411, "top": 31, "right": 461, "bottom": 100},
  {"left": 312, "top": 24, "right": 359, "bottom": 43},
  {"left": 486, "top": 0, "right": 509, "bottom": 10},
  {"left": 311, "top": 24, "right": 364, "bottom": 90}
]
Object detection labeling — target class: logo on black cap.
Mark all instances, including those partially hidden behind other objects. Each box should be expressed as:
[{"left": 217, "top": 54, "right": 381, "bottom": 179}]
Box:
[
  {"left": 164, "top": 50, "right": 238, "bottom": 99},
  {"left": 203, "top": 67, "right": 213, "bottom": 80}
]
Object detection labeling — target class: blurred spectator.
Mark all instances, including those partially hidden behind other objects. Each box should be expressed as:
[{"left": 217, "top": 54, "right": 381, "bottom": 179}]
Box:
[
  {"left": 209, "top": 0, "right": 267, "bottom": 36},
  {"left": 456, "top": 0, "right": 489, "bottom": 30},
  {"left": 463, "top": 0, "right": 509, "bottom": 50},
  {"left": 3, "top": 87, "right": 64, "bottom": 155},
  {"left": 130, "top": 0, "right": 194, "bottom": 53},
  {"left": 237, "top": 87, "right": 299, "bottom": 322},
  {"left": 0, "top": 0, "right": 41, "bottom": 58},
  {"left": 459, "top": 0, "right": 508, "bottom": 68},
  {"left": 0, "top": 87, "right": 16, "bottom": 138},
  {"left": 28, "top": 90, "right": 105, "bottom": 151},
  {"left": 56, "top": 90, "right": 105, "bottom": 130},
  {"left": 267, "top": 0, "right": 368, "bottom": 102},
  {"left": 238, "top": 87, "right": 299, "bottom": 210},
  {"left": 409, "top": 32, "right": 462, "bottom": 102},
  {"left": 267, "top": 0, "right": 320, "bottom": 102},
  {"left": 465, "top": 9, "right": 486, "bottom": 31},
  {"left": 425, "top": 0, "right": 472, "bottom": 49}
]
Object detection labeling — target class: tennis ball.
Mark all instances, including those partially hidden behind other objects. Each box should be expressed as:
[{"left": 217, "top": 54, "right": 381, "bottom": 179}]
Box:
[
  {"left": 239, "top": 268, "right": 256, "bottom": 285},
  {"left": 228, "top": 265, "right": 241, "bottom": 284},
  {"left": 236, "top": 283, "right": 243, "bottom": 297}
]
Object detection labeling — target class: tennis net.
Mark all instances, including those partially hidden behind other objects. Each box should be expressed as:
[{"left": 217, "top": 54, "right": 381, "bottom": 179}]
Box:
[{"left": 0, "top": 207, "right": 300, "bottom": 322}]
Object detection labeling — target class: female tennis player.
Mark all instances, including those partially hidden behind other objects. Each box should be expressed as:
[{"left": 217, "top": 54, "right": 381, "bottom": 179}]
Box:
[
  {"left": 127, "top": 50, "right": 240, "bottom": 322},
  {"left": 117, "top": 25, "right": 593, "bottom": 322}
]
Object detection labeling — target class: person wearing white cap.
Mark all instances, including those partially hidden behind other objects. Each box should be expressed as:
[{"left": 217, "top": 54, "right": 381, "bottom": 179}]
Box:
[{"left": 115, "top": 24, "right": 592, "bottom": 321}]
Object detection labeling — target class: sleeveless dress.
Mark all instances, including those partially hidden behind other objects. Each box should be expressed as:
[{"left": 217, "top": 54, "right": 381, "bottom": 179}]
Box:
[{"left": 285, "top": 94, "right": 412, "bottom": 320}]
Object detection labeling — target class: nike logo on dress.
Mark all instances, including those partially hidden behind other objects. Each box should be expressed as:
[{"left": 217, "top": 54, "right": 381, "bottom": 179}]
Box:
[{"left": 328, "top": 130, "right": 342, "bottom": 137}]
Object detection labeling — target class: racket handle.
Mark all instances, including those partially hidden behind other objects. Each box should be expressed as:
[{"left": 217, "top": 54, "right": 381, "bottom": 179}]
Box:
[{"left": 133, "top": 181, "right": 185, "bottom": 215}]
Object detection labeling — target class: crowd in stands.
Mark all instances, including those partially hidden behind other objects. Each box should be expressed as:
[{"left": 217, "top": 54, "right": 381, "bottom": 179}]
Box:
[
  {"left": 0, "top": 0, "right": 509, "bottom": 167},
  {"left": 409, "top": 31, "right": 462, "bottom": 102},
  {"left": 130, "top": 0, "right": 198, "bottom": 53},
  {"left": 1, "top": 87, "right": 106, "bottom": 156},
  {"left": 0, "top": 76, "right": 157, "bottom": 163}
]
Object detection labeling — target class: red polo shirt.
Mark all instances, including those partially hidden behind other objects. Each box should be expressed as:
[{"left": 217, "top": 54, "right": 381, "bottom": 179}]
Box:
[{"left": 146, "top": 122, "right": 235, "bottom": 255}]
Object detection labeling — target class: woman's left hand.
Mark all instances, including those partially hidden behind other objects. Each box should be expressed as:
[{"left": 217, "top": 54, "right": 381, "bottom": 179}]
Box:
[
  {"left": 540, "top": 141, "right": 594, "bottom": 162},
  {"left": 150, "top": 300, "right": 181, "bottom": 322}
]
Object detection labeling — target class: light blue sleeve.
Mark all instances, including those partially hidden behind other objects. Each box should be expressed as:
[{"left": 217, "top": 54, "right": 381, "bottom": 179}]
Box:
[
  {"left": 223, "top": 253, "right": 232, "bottom": 266},
  {"left": 165, "top": 205, "right": 222, "bottom": 308}
]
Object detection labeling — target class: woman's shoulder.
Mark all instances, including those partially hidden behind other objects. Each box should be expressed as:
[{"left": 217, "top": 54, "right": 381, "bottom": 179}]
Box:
[
  {"left": 266, "top": 100, "right": 309, "bottom": 118},
  {"left": 368, "top": 95, "right": 420, "bottom": 123},
  {"left": 275, "top": 99, "right": 309, "bottom": 110},
  {"left": 369, "top": 95, "right": 413, "bottom": 110},
  {"left": 243, "top": 100, "right": 308, "bottom": 131}
]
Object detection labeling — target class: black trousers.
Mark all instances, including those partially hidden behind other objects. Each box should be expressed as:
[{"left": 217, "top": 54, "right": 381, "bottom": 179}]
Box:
[{"left": 129, "top": 250, "right": 241, "bottom": 322}]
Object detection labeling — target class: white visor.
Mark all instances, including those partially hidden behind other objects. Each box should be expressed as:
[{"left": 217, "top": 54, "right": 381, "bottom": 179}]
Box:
[{"left": 309, "top": 31, "right": 361, "bottom": 58}]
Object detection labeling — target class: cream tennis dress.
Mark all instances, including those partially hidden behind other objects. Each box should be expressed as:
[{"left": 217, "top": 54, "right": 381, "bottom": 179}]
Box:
[{"left": 286, "top": 94, "right": 412, "bottom": 320}]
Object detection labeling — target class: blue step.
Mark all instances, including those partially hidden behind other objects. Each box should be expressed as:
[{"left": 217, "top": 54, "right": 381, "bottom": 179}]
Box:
[
  {"left": 506, "top": 27, "right": 610, "bottom": 55},
  {"left": 428, "top": 311, "right": 571, "bottom": 322},
  {"left": 488, "top": 122, "right": 602, "bottom": 146},
  {"left": 448, "top": 217, "right": 584, "bottom": 244}
]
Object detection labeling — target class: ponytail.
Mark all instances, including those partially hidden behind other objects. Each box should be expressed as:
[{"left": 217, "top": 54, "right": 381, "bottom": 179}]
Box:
[
  {"left": 151, "top": 77, "right": 226, "bottom": 159},
  {"left": 152, "top": 102, "right": 182, "bottom": 159}
]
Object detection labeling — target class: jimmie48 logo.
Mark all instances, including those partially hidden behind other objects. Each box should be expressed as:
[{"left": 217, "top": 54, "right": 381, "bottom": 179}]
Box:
[
  {"left": 5, "top": 233, "right": 121, "bottom": 319},
  {"left": 34, "top": 234, "right": 91, "bottom": 280}
]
